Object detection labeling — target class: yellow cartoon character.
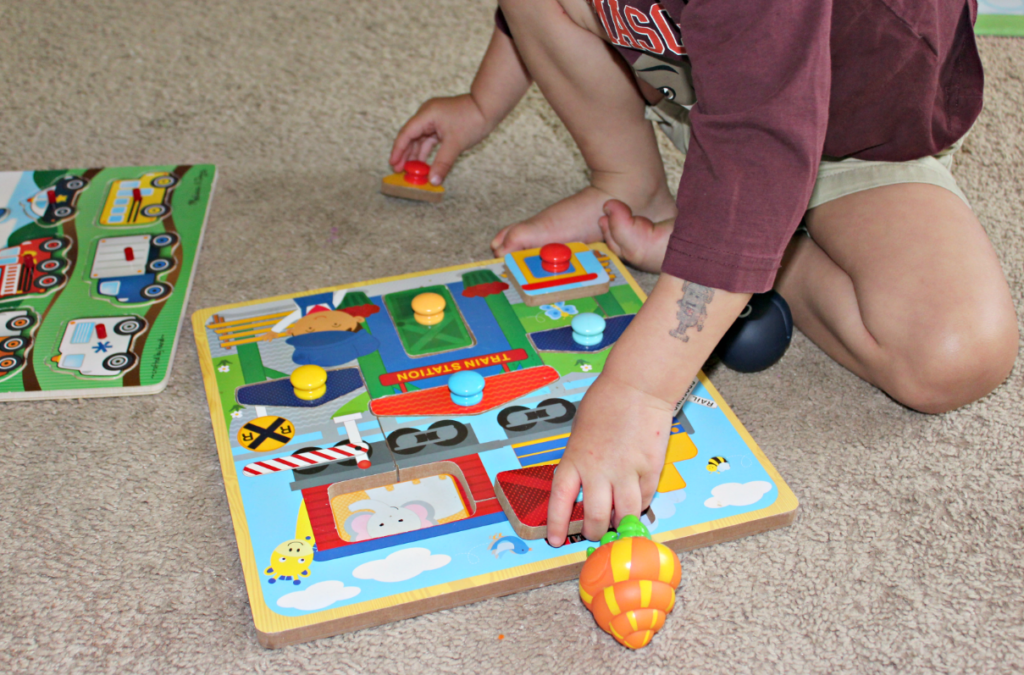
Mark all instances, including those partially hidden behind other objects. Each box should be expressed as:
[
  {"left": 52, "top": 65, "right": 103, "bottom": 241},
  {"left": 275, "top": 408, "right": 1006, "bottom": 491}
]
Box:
[{"left": 264, "top": 538, "right": 314, "bottom": 585}]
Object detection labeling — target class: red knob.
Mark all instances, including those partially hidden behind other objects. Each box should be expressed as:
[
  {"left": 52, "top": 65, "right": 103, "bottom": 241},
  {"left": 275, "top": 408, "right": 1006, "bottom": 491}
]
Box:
[
  {"left": 540, "top": 243, "right": 572, "bottom": 273},
  {"left": 404, "top": 160, "right": 429, "bottom": 185}
]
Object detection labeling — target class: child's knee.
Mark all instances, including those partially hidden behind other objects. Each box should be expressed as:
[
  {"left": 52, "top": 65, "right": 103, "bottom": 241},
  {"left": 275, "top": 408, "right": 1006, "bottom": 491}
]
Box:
[{"left": 886, "top": 310, "right": 1018, "bottom": 414}]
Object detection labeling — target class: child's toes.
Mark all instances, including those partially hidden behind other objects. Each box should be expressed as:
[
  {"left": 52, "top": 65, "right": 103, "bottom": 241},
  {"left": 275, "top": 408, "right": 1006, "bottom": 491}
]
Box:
[
  {"left": 601, "top": 199, "right": 667, "bottom": 273},
  {"left": 494, "top": 222, "right": 548, "bottom": 257}
]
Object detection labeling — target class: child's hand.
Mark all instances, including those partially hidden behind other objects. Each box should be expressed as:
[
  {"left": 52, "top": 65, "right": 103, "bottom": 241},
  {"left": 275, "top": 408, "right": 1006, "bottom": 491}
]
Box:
[
  {"left": 389, "top": 95, "right": 491, "bottom": 186},
  {"left": 547, "top": 372, "right": 675, "bottom": 546}
]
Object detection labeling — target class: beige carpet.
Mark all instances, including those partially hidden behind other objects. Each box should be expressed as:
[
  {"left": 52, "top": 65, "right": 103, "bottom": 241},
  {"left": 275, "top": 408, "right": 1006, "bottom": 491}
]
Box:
[{"left": 1, "top": 2, "right": 1022, "bottom": 673}]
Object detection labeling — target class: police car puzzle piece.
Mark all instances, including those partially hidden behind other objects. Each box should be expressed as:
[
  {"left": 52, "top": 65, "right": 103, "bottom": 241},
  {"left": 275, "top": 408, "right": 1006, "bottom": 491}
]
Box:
[
  {"left": 504, "top": 243, "right": 611, "bottom": 307},
  {"left": 380, "top": 160, "right": 445, "bottom": 204},
  {"left": 236, "top": 367, "right": 364, "bottom": 408}
]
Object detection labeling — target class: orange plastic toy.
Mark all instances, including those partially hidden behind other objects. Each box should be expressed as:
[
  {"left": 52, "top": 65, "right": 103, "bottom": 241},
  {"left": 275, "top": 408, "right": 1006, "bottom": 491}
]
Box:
[{"left": 578, "top": 515, "right": 682, "bottom": 649}]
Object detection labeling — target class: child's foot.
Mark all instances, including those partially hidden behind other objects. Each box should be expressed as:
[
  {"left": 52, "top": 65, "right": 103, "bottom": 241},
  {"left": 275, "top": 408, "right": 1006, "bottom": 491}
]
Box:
[
  {"left": 598, "top": 199, "right": 673, "bottom": 273},
  {"left": 491, "top": 184, "right": 676, "bottom": 259}
]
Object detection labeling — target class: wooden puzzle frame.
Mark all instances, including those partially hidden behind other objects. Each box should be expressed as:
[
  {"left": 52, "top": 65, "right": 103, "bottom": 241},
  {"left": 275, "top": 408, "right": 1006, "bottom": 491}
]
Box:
[{"left": 193, "top": 245, "right": 798, "bottom": 648}]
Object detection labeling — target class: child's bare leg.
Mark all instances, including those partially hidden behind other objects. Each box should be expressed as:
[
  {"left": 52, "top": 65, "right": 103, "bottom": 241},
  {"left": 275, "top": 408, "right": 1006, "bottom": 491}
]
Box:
[
  {"left": 774, "top": 183, "right": 1018, "bottom": 413},
  {"left": 492, "top": 0, "right": 676, "bottom": 257}
]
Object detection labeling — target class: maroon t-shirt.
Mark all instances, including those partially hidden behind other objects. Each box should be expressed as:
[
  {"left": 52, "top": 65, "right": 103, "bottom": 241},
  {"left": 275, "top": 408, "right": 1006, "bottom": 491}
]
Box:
[{"left": 498, "top": 1, "right": 983, "bottom": 292}]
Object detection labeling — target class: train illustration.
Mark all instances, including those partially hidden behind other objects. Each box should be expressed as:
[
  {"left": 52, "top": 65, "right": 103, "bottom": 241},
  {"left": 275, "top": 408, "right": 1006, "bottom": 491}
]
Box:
[{"left": 226, "top": 271, "right": 600, "bottom": 562}]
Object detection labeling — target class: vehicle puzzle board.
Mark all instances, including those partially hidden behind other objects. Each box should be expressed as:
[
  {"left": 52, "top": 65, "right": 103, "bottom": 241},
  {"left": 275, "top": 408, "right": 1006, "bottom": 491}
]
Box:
[
  {"left": 0, "top": 164, "right": 216, "bottom": 400},
  {"left": 192, "top": 243, "right": 798, "bottom": 648}
]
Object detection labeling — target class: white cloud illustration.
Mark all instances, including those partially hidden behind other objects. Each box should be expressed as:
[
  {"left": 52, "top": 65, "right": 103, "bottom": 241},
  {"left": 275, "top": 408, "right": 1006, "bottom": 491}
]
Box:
[
  {"left": 704, "top": 481, "right": 772, "bottom": 509},
  {"left": 650, "top": 489, "right": 687, "bottom": 521},
  {"left": 353, "top": 547, "right": 451, "bottom": 583},
  {"left": 277, "top": 580, "right": 361, "bottom": 610}
]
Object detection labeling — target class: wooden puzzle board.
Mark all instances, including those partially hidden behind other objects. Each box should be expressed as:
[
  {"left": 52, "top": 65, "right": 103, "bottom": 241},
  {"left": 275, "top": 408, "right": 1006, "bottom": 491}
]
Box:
[
  {"left": 192, "top": 244, "right": 798, "bottom": 648},
  {"left": 0, "top": 165, "right": 216, "bottom": 400}
]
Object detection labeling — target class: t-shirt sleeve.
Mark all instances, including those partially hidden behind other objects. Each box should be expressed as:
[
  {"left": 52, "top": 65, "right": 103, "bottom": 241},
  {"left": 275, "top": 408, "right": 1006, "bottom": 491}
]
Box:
[{"left": 661, "top": 0, "right": 831, "bottom": 293}]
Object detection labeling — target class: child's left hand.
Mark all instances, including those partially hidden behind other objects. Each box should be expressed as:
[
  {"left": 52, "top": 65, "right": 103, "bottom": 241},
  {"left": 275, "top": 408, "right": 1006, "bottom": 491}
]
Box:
[{"left": 546, "top": 372, "right": 675, "bottom": 546}]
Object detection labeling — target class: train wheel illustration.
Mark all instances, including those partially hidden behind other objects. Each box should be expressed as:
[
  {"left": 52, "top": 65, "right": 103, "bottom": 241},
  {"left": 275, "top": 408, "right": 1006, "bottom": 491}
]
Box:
[
  {"left": 151, "top": 232, "right": 179, "bottom": 247},
  {"left": 41, "top": 237, "right": 70, "bottom": 252},
  {"left": 102, "top": 352, "right": 137, "bottom": 372},
  {"left": 5, "top": 314, "right": 35, "bottom": 331},
  {"left": 537, "top": 398, "right": 576, "bottom": 425},
  {"left": 387, "top": 420, "right": 469, "bottom": 455},
  {"left": 113, "top": 318, "right": 145, "bottom": 335},
  {"left": 498, "top": 399, "right": 577, "bottom": 432},
  {"left": 0, "top": 336, "right": 29, "bottom": 352},
  {"left": 0, "top": 354, "right": 23, "bottom": 375},
  {"left": 497, "top": 405, "right": 536, "bottom": 432}
]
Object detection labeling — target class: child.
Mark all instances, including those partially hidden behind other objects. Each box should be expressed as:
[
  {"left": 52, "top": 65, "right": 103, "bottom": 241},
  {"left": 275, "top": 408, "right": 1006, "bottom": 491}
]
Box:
[{"left": 390, "top": 0, "right": 1019, "bottom": 547}]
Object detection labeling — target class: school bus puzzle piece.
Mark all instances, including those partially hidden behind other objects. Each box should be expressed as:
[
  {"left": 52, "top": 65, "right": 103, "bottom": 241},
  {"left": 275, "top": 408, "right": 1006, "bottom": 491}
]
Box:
[
  {"left": 191, "top": 242, "right": 797, "bottom": 648},
  {"left": 100, "top": 171, "right": 179, "bottom": 226}
]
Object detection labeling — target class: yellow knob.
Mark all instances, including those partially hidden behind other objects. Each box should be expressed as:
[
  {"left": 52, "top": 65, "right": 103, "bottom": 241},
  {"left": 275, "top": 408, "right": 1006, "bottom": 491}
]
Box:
[
  {"left": 291, "top": 364, "right": 328, "bottom": 400},
  {"left": 412, "top": 292, "right": 446, "bottom": 326}
]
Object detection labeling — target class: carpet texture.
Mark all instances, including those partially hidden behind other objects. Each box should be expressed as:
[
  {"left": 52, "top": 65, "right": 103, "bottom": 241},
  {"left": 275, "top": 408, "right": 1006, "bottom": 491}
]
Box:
[{"left": 1, "top": 2, "right": 1022, "bottom": 673}]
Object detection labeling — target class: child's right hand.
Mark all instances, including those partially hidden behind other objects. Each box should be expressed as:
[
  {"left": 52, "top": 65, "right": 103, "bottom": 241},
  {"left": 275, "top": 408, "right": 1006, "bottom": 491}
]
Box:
[{"left": 389, "top": 94, "right": 491, "bottom": 186}]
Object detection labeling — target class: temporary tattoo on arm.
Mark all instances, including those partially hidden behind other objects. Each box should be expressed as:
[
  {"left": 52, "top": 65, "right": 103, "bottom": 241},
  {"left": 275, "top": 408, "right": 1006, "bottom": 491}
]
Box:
[{"left": 669, "top": 281, "right": 715, "bottom": 342}]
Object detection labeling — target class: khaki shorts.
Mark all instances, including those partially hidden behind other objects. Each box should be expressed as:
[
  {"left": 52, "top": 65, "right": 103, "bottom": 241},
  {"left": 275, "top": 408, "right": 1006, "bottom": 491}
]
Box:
[{"left": 645, "top": 99, "right": 971, "bottom": 210}]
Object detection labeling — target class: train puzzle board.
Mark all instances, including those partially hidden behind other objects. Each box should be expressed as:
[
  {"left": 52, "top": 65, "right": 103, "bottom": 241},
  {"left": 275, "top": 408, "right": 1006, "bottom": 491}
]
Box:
[
  {"left": 0, "top": 164, "right": 216, "bottom": 401},
  {"left": 192, "top": 243, "right": 798, "bottom": 648}
]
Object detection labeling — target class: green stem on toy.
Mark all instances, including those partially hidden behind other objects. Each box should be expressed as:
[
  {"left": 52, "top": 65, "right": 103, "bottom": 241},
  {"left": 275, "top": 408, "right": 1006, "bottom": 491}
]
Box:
[{"left": 585, "top": 514, "right": 652, "bottom": 557}]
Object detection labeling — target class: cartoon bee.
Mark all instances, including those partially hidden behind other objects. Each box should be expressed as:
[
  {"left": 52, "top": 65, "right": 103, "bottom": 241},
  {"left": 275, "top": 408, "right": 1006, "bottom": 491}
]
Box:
[{"left": 707, "top": 456, "right": 730, "bottom": 473}]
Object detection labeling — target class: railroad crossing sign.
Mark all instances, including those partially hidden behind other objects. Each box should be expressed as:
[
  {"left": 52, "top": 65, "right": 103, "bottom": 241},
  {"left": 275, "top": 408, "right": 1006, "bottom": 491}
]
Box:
[{"left": 237, "top": 415, "right": 295, "bottom": 452}]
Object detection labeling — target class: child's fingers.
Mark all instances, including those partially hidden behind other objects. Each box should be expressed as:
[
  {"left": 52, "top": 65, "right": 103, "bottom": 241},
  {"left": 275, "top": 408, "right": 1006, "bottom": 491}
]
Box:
[
  {"left": 416, "top": 137, "right": 439, "bottom": 164},
  {"left": 491, "top": 225, "right": 512, "bottom": 257},
  {"left": 547, "top": 462, "right": 582, "bottom": 547},
  {"left": 428, "top": 141, "right": 462, "bottom": 185},
  {"left": 611, "top": 480, "right": 643, "bottom": 528},
  {"left": 390, "top": 117, "right": 435, "bottom": 169},
  {"left": 581, "top": 481, "right": 612, "bottom": 542},
  {"left": 639, "top": 471, "right": 661, "bottom": 513}
]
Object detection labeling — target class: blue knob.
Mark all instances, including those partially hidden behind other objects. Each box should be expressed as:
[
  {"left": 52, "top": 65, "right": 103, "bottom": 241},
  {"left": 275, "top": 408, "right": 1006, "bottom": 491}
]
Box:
[
  {"left": 571, "top": 312, "right": 606, "bottom": 347},
  {"left": 448, "top": 370, "right": 485, "bottom": 406}
]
